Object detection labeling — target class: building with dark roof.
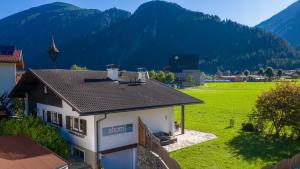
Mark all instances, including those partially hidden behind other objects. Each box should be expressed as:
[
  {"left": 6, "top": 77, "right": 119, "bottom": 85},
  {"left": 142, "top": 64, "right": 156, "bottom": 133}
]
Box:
[
  {"left": 0, "top": 46, "right": 24, "bottom": 94},
  {"left": 10, "top": 68, "right": 203, "bottom": 169},
  {"left": 0, "top": 135, "right": 68, "bottom": 169}
]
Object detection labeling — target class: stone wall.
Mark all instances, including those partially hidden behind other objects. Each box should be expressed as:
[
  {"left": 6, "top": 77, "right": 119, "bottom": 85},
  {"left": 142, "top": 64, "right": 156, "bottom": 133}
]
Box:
[{"left": 136, "top": 145, "right": 169, "bottom": 169}]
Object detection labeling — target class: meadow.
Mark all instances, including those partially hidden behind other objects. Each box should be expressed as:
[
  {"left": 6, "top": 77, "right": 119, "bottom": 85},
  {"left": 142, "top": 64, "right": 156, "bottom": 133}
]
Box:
[{"left": 172, "top": 82, "right": 300, "bottom": 169}]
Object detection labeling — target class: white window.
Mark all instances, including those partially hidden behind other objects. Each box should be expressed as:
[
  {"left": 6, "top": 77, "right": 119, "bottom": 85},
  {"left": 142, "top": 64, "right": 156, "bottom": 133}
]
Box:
[
  {"left": 47, "top": 111, "right": 62, "bottom": 127},
  {"left": 66, "top": 116, "right": 87, "bottom": 135}
]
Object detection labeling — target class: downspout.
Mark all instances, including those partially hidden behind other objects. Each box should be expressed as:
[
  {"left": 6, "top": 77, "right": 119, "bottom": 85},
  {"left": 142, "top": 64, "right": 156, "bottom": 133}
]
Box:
[{"left": 96, "top": 113, "right": 107, "bottom": 167}]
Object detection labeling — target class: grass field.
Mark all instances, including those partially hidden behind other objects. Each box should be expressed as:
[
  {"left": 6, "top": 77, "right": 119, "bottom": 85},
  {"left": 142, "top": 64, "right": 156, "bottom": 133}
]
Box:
[{"left": 171, "top": 82, "right": 300, "bottom": 169}]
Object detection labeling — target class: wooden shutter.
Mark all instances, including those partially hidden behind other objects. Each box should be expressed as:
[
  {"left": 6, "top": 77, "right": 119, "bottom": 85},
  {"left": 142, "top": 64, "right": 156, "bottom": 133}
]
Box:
[
  {"left": 58, "top": 114, "right": 62, "bottom": 127},
  {"left": 66, "top": 116, "right": 71, "bottom": 130},
  {"left": 80, "top": 119, "right": 87, "bottom": 135},
  {"left": 47, "top": 111, "right": 51, "bottom": 123},
  {"left": 42, "top": 110, "right": 45, "bottom": 122}
]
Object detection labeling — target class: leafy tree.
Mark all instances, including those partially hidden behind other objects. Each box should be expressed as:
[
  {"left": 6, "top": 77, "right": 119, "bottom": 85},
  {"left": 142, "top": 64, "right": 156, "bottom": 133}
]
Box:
[
  {"left": 148, "top": 70, "right": 157, "bottom": 79},
  {"left": 258, "top": 68, "right": 265, "bottom": 76},
  {"left": 252, "top": 83, "right": 300, "bottom": 136},
  {"left": 0, "top": 93, "right": 14, "bottom": 117},
  {"left": 166, "top": 72, "right": 175, "bottom": 83},
  {"left": 0, "top": 116, "right": 70, "bottom": 158},
  {"left": 265, "top": 67, "right": 275, "bottom": 79},
  {"left": 277, "top": 69, "right": 283, "bottom": 78},
  {"left": 244, "top": 70, "right": 250, "bottom": 76},
  {"left": 70, "top": 64, "right": 87, "bottom": 70},
  {"left": 157, "top": 71, "right": 166, "bottom": 83}
]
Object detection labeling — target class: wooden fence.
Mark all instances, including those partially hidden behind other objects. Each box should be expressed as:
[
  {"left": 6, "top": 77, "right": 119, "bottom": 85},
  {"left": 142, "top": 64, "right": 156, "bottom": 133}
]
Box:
[
  {"left": 138, "top": 117, "right": 181, "bottom": 169},
  {"left": 263, "top": 154, "right": 300, "bottom": 169}
]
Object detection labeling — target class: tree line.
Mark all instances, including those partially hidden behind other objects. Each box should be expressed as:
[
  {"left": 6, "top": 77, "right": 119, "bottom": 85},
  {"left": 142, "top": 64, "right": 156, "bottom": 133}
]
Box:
[{"left": 149, "top": 70, "right": 175, "bottom": 83}]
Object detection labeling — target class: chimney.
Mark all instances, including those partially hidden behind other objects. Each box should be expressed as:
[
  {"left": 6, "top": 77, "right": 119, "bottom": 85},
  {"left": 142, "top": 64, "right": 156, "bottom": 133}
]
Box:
[
  {"left": 106, "top": 64, "right": 119, "bottom": 81},
  {"left": 137, "top": 68, "right": 149, "bottom": 83}
]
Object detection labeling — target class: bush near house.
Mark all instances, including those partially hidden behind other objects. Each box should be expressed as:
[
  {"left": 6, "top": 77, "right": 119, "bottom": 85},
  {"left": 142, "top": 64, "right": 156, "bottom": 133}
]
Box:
[
  {"left": 250, "top": 82, "right": 300, "bottom": 138},
  {"left": 0, "top": 116, "right": 70, "bottom": 159}
]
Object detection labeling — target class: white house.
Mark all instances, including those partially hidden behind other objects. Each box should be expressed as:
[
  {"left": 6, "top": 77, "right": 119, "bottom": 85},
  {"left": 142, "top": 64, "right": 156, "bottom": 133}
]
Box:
[
  {"left": 10, "top": 67, "right": 202, "bottom": 169},
  {"left": 0, "top": 46, "right": 24, "bottom": 95}
]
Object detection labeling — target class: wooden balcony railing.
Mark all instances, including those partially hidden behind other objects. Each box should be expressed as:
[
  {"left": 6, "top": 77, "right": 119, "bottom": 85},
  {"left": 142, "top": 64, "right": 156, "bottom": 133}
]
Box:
[{"left": 138, "top": 117, "right": 181, "bottom": 169}]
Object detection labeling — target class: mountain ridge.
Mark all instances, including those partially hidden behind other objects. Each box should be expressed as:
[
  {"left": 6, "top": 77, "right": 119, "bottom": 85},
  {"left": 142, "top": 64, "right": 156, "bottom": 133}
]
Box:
[
  {"left": 0, "top": 1, "right": 299, "bottom": 72},
  {"left": 257, "top": 0, "right": 300, "bottom": 46}
]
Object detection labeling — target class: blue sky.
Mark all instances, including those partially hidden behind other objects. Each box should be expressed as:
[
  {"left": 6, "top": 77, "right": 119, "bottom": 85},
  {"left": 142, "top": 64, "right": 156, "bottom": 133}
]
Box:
[{"left": 0, "top": 0, "right": 297, "bottom": 26}]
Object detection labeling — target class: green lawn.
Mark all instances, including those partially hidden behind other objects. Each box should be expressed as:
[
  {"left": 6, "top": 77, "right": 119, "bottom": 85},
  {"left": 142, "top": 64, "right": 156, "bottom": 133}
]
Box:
[{"left": 171, "top": 82, "right": 300, "bottom": 169}]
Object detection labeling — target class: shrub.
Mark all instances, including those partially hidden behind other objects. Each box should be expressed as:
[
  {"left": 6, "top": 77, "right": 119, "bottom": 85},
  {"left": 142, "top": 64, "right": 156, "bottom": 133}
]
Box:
[
  {"left": 0, "top": 116, "right": 70, "bottom": 158},
  {"left": 251, "top": 82, "right": 300, "bottom": 137},
  {"left": 241, "top": 123, "right": 256, "bottom": 132}
]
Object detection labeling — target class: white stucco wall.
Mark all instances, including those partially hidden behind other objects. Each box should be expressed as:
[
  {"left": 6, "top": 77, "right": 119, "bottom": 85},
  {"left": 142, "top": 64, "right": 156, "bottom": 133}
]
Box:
[
  {"left": 37, "top": 101, "right": 97, "bottom": 152},
  {"left": 0, "top": 63, "right": 16, "bottom": 94},
  {"left": 97, "top": 107, "right": 174, "bottom": 151},
  {"left": 36, "top": 101, "right": 175, "bottom": 153}
]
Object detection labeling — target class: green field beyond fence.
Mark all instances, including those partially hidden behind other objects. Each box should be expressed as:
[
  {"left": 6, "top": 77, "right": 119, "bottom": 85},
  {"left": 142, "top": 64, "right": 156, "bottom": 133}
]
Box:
[{"left": 172, "top": 82, "right": 300, "bottom": 169}]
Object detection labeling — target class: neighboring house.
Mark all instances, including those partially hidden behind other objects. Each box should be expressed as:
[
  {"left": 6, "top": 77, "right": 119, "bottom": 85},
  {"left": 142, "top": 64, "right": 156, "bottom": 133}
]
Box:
[
  {"left": 10, "top": 67, "right": 202, "bottom": 169},
  {"left": 247, "top": 75, "right": 266, "bottom": 82},
  {"left": 0, "top": 46, "right": 24, "bottom": 94},
  {"left": 0, "top": 135, "right": 68, "bottom": 169},
  {"left": 217, "top": 75, "right": 246, "bottom": 82}
]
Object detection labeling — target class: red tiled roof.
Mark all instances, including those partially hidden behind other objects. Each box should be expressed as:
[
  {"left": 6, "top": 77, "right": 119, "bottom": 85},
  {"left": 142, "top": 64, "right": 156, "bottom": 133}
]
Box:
[
  {"left": 0, "top": 135, "right": 68, "bottom": 169},
  {"left": 0, "top": 49, "right": 23, "bottom": 66}
]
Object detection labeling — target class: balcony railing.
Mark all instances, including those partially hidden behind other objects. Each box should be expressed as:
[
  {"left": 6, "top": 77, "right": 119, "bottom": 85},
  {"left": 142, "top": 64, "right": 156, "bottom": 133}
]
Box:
[{"left": 138, "top": 117, "right": 181, "bottom": 169}]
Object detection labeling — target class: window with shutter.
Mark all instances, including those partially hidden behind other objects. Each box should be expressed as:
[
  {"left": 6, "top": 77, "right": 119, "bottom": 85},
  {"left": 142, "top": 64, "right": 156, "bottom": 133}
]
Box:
[
  {"left": 66, "top": 116, "right": 71, "bottom": 130},
  {"left": 58, "top": 114, "right": 62, "bottom": 127},
  {"left": 42, "top": 110, "right": 45, "bottom": 122},
  {"left": 80, "top": 119, "right": 87, "bottom": 135},
  {"left": 74, "top": 118, "right": 79, "bottom": 131},
  {"left": 47, "top": 111, "right": 51, "bottom": 123}
]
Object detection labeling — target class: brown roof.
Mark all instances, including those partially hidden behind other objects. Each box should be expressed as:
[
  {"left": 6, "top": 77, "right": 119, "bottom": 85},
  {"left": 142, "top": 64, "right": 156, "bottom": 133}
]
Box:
[
  {"left": 10, "top": 69, "right": 203, "bottom": 115},
  {"left": 0, "top": 135, "right": 68, "bottom": 169}
]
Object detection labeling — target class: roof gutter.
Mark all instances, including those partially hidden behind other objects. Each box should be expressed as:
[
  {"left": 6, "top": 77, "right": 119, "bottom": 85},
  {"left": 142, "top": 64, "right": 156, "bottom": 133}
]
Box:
[{"left": 96, "top": 113, "right": 107, "bottom": 164}]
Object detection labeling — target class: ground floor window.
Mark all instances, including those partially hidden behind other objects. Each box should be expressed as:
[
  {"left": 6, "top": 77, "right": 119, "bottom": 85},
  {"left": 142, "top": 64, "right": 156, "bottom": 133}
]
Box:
[
  {"left": 72, "top": 147, "right": 85, "bottom": 162},
  {"left": 46, "top": 111, "right": 62, "bottom": 127},
  {"left": 66, "top": 116, "right": 87, "bottom": 135}
]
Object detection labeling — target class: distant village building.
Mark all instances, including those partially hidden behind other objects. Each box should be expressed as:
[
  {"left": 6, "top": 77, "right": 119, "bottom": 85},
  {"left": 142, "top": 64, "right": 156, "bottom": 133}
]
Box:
[
  {"left": 217, "top": 75, "right": 245, "bottom": 82},
  {"left": 10, "top": 67, "right": 202, "bottom": 169},
  {"left": 283, "top": 70, "right": 300, "bottom": 78},
  {"left": 0, "top": 46, "right": 24, "bottom": 94},
  {"left": 216, "top": 75, "right": 266, "bottom": 82},
  {"left": 169, "top": 55, "right": 204, "bottom": 86}
]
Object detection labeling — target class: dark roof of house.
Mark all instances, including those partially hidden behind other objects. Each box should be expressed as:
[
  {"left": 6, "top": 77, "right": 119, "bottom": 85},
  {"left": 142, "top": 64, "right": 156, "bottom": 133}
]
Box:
[
  {"left": 10, "top": 69, "right": 203, "bottom": 115},
  {"left": 0, "top": 135, "right": 68, "bottom": 169}
]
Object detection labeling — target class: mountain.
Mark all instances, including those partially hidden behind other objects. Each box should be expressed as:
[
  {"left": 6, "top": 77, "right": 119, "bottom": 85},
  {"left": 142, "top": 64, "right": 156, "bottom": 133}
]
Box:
[
  {"left": 0, "top": 2, "right": 131, "bottom": 68},
  {"left": 257, "top": 1, "right": 300, "bottom": 46},
  {"left": 0, "top": 1, "right": 299, "bottom": 72}
]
